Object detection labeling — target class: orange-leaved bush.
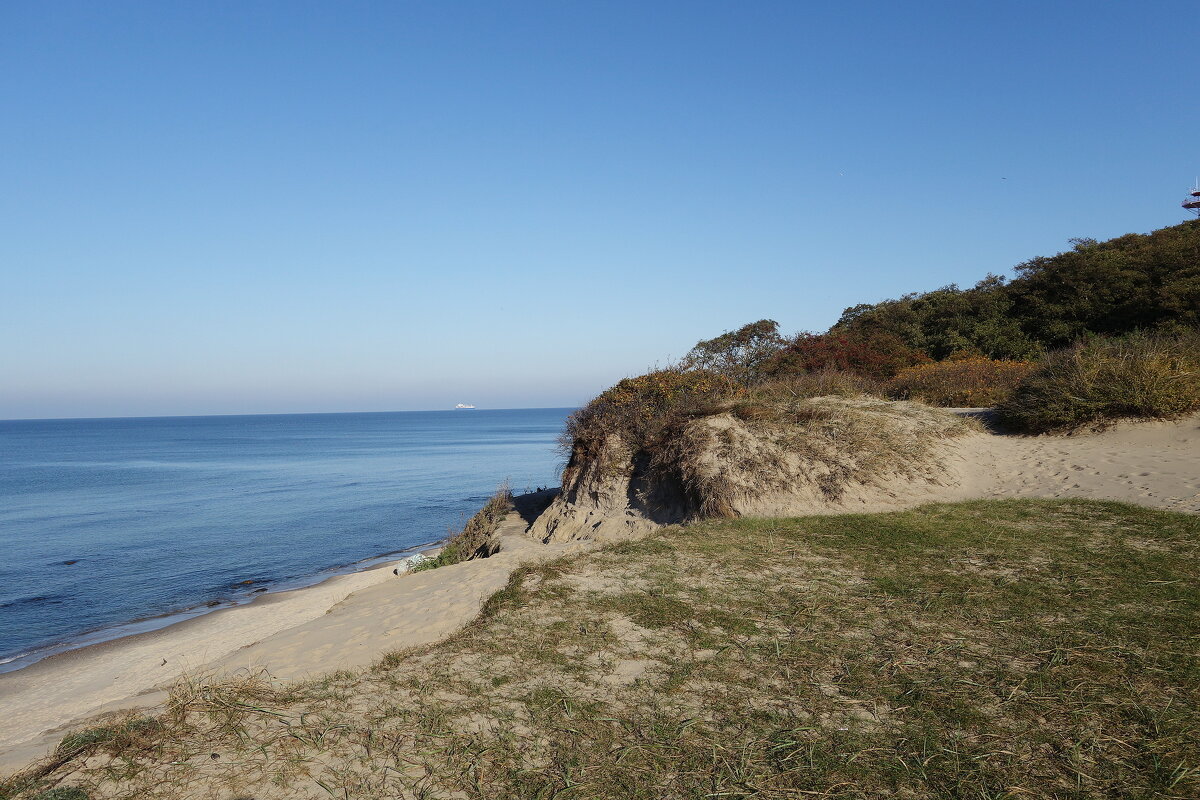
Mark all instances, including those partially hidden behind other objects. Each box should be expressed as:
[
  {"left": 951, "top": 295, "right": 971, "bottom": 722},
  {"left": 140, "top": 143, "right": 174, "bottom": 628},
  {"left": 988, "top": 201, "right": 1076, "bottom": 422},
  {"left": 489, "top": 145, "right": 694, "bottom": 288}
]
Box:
[
  {"left": 762, "top": 331, "right": 931, "bottom": 381},
  {"left": 888, "top": 357, "right": 1038, "bottom": 407}
]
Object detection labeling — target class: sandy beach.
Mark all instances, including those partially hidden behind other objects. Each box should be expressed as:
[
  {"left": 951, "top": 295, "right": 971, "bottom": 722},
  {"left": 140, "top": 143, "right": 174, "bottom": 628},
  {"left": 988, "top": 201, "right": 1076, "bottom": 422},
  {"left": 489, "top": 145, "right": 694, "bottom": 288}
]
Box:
[{"left": 2, "top": 415, "right": 1197, "bottom": 774}]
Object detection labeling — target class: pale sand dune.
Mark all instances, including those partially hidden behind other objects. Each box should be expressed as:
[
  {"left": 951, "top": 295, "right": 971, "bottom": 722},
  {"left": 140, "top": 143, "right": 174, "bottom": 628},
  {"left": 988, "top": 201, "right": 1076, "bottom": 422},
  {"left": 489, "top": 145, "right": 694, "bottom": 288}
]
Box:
[
  {"left": 945, "top": 413, "right": 1200, "bottom": 514},
  {"left": 2, "top": 414, "right": 1197, "bottom": 772}
]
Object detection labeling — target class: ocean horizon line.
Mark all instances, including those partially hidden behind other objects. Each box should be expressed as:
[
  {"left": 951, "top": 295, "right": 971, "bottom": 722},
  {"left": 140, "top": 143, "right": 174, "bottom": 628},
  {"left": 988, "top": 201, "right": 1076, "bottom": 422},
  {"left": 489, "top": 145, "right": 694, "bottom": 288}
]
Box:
[{"left": 0, "top": 406, "right": 579, "bottom": 424}]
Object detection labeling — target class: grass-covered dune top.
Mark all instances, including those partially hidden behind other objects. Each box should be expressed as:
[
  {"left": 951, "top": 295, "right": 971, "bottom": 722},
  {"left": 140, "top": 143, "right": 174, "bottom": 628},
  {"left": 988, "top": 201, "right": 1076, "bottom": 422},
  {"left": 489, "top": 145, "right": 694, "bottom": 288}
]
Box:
[
  {"left": 9, "top": 499, "right": 1198, "bottom": 799},
  {"left": 538, "top": 375, "right": 977, "bottom": 541}
]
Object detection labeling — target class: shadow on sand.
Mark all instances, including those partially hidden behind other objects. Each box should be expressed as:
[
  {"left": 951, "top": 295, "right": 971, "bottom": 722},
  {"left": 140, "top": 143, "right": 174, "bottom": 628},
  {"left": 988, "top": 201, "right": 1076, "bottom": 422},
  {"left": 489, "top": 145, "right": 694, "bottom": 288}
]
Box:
[{"left": 512, "top": 488, "right": 560, "bottom": 526}]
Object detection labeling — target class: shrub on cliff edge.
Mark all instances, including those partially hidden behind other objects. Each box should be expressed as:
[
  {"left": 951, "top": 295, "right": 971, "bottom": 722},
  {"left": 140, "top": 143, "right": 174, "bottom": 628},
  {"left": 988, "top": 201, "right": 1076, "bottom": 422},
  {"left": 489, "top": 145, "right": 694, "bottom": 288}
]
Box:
[{"left": 561, "top": 369, "right": 744, "bottom": 459}]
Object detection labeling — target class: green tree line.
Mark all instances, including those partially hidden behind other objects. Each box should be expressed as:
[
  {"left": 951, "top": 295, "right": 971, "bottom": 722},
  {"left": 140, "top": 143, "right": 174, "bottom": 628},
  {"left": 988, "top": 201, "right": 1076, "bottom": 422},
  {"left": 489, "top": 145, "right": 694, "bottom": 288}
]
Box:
[{"left": 831, "top": 219, "right": 1200, "bottom": 360}]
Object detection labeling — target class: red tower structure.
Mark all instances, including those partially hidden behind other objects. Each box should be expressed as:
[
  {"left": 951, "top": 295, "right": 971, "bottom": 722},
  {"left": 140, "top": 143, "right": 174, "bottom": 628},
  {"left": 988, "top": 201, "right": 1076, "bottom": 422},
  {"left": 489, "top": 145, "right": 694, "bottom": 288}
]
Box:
[{"left": 1184, "top": 180, "right": 1200, "bottom": 216}]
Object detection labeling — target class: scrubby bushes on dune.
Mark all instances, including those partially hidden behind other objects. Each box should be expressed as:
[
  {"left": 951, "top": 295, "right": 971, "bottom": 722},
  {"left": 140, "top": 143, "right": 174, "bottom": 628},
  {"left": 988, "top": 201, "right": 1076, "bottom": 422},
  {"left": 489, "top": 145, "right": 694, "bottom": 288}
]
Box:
[
  {"left": 512, "top": 220, "right": 1198, "bottom": 533},
  {"left": 833, "top": 219, "right": 1200, "bottom": 359},
  {"left": 998, "top": 331, "right": 1200, "bottom": 432},
  {"left": 887, "top": 356, "right": 1038, "bottom": 407},
  {"left": 679, "top": 320, "right": 929, "bottom": 384},
  {"left": 557, "top": 347, "right": 971, "bottom": 523},
  {"left": 761, "top": 330, "right": 931, "bottom": 381},
  {"left": 561, "top": 368, "right": 744, "bottom": 460}
]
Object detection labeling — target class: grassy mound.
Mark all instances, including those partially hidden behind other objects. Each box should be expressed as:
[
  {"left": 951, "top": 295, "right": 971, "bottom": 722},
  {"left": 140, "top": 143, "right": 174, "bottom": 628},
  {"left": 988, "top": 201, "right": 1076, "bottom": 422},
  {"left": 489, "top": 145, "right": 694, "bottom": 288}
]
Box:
[
  {"left": 998, "top": 331, "right": 1200, "bottom": 432},
  {"left": 649, "top": 395, "right": 973, "bottom": 518},
  {"left": 558, "top": 369, "right": 963, "bottom": 525},
  {"left": 9, "top": 499, "right": 1198, "bottom": 799},
  {"left": 411, "top": 484, "right": 513, "bottom": 571}
]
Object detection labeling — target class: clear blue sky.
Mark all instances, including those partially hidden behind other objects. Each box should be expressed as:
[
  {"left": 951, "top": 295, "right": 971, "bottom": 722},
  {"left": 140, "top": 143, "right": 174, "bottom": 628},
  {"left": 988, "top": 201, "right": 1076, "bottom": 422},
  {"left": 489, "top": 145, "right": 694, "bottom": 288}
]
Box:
[{"left": 2, "top": 1, "right": 1196, "bottom": 419}]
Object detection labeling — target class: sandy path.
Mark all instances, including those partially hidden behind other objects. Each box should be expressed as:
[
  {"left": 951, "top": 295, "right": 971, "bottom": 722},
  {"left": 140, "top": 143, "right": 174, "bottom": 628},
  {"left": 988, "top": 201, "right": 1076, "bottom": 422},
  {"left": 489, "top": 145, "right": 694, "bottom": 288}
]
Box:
[
  {"left": 209, "top": 519, "right": 574, "bottom": 681},
  {"left": 2, "top": 416, "right": 1197, "bottom": 773}
]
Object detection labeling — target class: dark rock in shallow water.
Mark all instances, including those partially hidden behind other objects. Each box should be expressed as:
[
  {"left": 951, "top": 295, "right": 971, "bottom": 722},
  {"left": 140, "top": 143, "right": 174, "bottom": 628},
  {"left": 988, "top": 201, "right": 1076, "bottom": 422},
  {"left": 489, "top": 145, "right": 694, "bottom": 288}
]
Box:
[{"left": 252, "top": 587, "right": 268, "bottom": 593}]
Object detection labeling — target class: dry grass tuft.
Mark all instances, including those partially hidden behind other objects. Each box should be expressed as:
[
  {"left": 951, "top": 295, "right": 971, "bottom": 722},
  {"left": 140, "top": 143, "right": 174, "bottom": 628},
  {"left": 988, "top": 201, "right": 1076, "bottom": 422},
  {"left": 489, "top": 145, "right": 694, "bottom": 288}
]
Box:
[
  {"left": 998, "top": 330, "right": 1200, "bottom": 432},
  {"left": 649, "top": 395, "right": 975, "bottom": 519}
]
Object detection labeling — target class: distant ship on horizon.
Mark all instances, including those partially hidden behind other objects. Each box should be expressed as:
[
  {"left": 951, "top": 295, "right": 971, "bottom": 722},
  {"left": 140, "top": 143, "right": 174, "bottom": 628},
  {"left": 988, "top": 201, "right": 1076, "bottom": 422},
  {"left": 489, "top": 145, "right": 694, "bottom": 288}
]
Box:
[{"left": 455, "top": 403, "right": 476, "bottom": 409}]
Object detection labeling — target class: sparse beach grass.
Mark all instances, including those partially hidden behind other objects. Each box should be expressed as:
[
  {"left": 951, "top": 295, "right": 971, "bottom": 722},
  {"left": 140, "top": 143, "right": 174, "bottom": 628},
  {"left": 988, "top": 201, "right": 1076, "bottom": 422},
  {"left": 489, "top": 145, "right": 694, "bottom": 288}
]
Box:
[
  {"left": 6, "top": 499, "right": 1198, "bottom": 799},
  {"left": 411, "top": 483, "right": 514, "bottom": 572},
  {"left": 651, "top": 395, "right": 977, "bottom": 517}
]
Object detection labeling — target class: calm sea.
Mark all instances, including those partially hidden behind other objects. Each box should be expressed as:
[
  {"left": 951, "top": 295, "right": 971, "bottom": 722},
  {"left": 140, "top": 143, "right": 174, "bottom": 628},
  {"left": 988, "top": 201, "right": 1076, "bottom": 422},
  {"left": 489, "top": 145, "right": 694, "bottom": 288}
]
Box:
[{"left": 0, "top": 408, "right": 570, "bottom": 671}]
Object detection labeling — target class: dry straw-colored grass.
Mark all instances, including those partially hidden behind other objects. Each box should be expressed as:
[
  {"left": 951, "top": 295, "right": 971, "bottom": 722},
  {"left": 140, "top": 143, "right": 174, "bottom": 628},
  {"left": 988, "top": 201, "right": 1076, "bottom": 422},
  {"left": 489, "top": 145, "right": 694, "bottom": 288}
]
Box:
[
  {"left": 887, "top": 357, "right": 1038, "bottom": 407},
  {"left": 648, "top": 394, "right": 976, "bottom": 520},
  {"left": 998, "top": 330, "right": 1200, "bottom": 432}
]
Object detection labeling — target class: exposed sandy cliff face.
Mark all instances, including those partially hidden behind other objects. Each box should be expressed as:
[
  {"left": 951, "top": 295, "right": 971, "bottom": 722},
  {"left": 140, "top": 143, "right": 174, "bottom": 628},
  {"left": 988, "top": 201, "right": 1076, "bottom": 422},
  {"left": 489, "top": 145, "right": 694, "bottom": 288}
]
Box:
[
  {"left": 530, "top": 397, "right": 976, "bottom": 543},
  {"left": 527, "top": 433, "right": 664, "bottom": 543}
]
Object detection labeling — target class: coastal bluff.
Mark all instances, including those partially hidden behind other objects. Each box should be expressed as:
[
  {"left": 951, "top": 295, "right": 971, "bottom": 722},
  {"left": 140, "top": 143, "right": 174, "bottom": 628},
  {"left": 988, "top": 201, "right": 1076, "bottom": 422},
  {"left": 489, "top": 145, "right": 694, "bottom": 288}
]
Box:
[
  {"left": 530, "top": 397, "right": 981, "bottom": 543},
  {"left": 532, "top": 406, "right": 1200, "bottom": 545}
]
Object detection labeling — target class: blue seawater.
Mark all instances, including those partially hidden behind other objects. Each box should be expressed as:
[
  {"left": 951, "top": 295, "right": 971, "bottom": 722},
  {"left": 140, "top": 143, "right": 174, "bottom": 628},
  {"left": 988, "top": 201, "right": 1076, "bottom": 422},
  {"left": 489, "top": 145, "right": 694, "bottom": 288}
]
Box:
[{"left": 0, "top": 408, "right": 570, "bottom": 670}]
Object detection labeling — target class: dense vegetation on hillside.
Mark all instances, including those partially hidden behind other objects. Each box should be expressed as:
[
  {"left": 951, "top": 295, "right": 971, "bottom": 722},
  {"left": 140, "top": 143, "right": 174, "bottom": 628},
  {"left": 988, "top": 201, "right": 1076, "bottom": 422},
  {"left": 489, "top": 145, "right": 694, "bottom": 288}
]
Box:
[{"left": 832, "top": 219, "right": 1200, "bottom": 360}]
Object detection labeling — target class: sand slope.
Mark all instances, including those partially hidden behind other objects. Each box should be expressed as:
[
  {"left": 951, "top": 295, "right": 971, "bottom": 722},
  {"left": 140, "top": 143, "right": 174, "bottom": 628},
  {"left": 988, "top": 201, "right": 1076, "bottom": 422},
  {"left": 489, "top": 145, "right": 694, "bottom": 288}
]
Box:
[
  {"left": 957, "top": 415, "right": 1199, "bottom": 513},
  {"left": 2, "top": 413, "right": 1197, "bottom": 773}
]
